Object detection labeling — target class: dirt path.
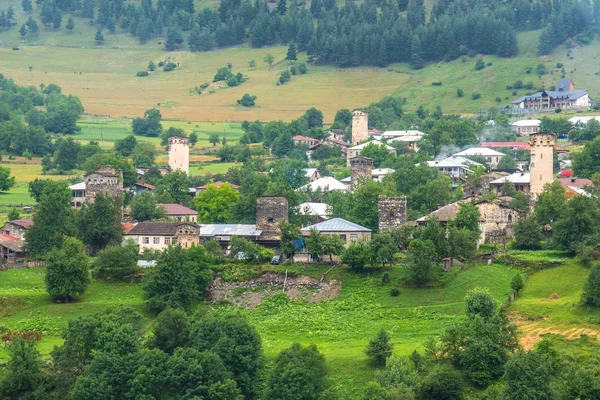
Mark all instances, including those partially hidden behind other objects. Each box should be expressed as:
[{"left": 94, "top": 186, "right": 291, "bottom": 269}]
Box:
[{"left": 207, "top": 272, "right": 341, "bottom": 309}]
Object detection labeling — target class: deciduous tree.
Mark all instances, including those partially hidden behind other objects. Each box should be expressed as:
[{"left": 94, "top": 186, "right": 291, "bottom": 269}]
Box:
[{"left": 45, "top": 237, "right": 90, "bottom": 302}]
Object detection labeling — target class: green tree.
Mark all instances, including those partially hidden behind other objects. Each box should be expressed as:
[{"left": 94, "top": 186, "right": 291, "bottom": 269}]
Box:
[
  {"left": 502, "top": 350, "right": 553, "bottom": 400},
  {"left": 143, "top": 245, "right": 198, "bottom": 311},
  {"left": 447, "top": 227, "right": 477, "bottom": 264},
  {"left": 131, "top": 141, "right": 157, "bottom": 167},
  {"left": 19, "top": 24, "right": 27, "bottom": 36},
  {"left": 265, "top": 343, "right": 330, "bottom": 400},
  {"left": 322, "top": 234, "right": 345, "bottom": 264},
  {"left": 7, "top": 207, "right": 19, "bottom": 221},
  {"left": 279, "top": 221, "right": 301, "bottom": 258},
  {"left": 194, "top": 182, "right": 240, "bottom": 223},
  {"left": 78, "top": 193, "right": 122, "bottom": 253},
  {"left": 148, "top": 60, "right": 156, "bottom": 71},
  {"left": 130, "top": 191, "right": 166, "bottom": 221},
  {"left": 248, "top": 59, "right": 256, "bottom": 69},
  {"left": 189, "top": 132, "right": 198, "bottom": 146},
  {"left": 365, "top": 329, "right": 393, "bottom": 365},
  {"left": 465, "top": 287, "right": 497, "bottom": 320},
  {"left": 582, "top": 264, "right": 600, "bottom": 306},
  {"left": 279, "top": 70, "right": 291, "bottom": 84},
  {"left": 409, "top": 35, "right": 424, "bottom": 69},
  {"left": 148, "top": 307, "right": 190, "bottom": 354},
  {"left": 0, "top": 336, "right": 46, "bottom": 399},
  {"left": 573, "top": 136, "right": 600, "bottom": 178},
  {"left": 305, "top": 229, "right": 325, "bottom": 261},
  {"left": 209, "top": 132, "right": 220, "bottom": 146},
  {"left": 95, "top": 29, "right": 104, "bottom": 44},
  {"left": 45, "top": 237, "right": 90, "bottom": 302},
  {"left": 341, "top": 242, "right": 373, "bottom": 271},
  {"left": 160, "top": 126, "right": 187, "bottom": 146},
  {"left": 190, "top": 313, "right": 264, "bottom": 398},
  {"left": 496, "top": 154, "right": 517, "bottom": 170},
  {"left": 406, "top": 239, "right": 437, "bottom": 285},
  {"left": 155, "top": 171, "right": 189, "bottom": 204},
  {"left": 553, "top": 195, "right": 600, "bottom": 252},
  {"left": 511, "top": 273, "right": 524, "bottom": 295},
  {"left": 360, "top": 382, "right": 388, "bottom": 400},
  {"left": 370, "top": 232, "right": 397, "bottom": 267},
  {"left": 420, "top": 365, "right": 462, "bottom": 400},
  {"left": 513, "top": 214, "right": 543, "bottom": 250},
  {"left": 56, "top": 137, "right": 81, "bottom": 170},
  {"left": 93, "top": 241, "right": 138, "bottom": 281},
  {"left": 114, "top": 135, "right": 137, "bottom": 156},
  {"left": 451, "top": 202, "right": 481, "bottom": 234},
  {"left": 534, "top": 181, "right": 566, "bottom": 225},
  {"left": 21, "top": 0, "right": 33, "bottom": 12},
  {"left": 264, "top": 53, "right": 275, "bottom": 67},
  {"left": 132, "top": 108, "right": 163, "bottom": 137},
  {"left": 276, "top": 0, "right": 286, "bottom": 14},
  {"left": 237, "top": 93, "right": 257, "bottom": 107},
  {"left": 25, "top": 181, "right": 75, "bottom": 255},
  {"left": 66, "top": 17, "right": 74, "bottom": 31},
  {"left": 165, "top": 25, "right": 184, "bottom": 50},
  {"left": 286, "top": 44, "right": 297, "bottom": 62},
  {"left": 303, "top": 107, "right": 324, "bottom": 128}
]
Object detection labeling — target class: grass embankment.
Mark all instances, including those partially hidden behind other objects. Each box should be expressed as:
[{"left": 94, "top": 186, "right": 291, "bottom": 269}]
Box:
[{"left": 0, "top": 262, "right": 517, "bottom": 397}]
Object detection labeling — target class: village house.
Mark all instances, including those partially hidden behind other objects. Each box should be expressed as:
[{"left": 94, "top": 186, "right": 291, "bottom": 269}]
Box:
[
  {"left": 510, "top": 119, "right": 541, "bottom": 136},
  {"left": 158, "top": 204, "right": 198, "bottom": 222},
  {"left": 453, "top": 148, "right": 505, "bottom": 168},
  {"left": 132, "top": 182, "right": 156, "bottom": 196},
  {"left": 300, "top": 218, "right": 371, "bottom": 245},
  {"left": 2, "top": 218, "right": 33, "bottom": 240},
  {"left": 0, "top": 234, "right": 26, "bottom": 265},
  {"left": 425, "top": 157, "right": 482, "bottom": 180},
  {"left": 511, "top": 78, "right": 590, "bottom": 110},
  {"left": 489, "top": 172, "right": 531, "bottom": 195},
  {"left": 339, "top": 168, "right": 395, "bottom": 184},
  {"left": 123, "top": 222, "right": 200, "bottom": 252},
  {"left": 327, "top": 129, "right": 346, "bottom": 141},
  {"left": 69, "top": 166, "right": 123, "bottom": 208},
  {"left": 292, "top": 135, "right": 320, "bottom": 147},
  {"left": 305, "top": 168, "right": 321, "bottom": 182},
  {"left": 568, "top": 116, "right": 600, "bottom": 126},
  {"left": 346, "top": 140, "right": 396, "bottom": 166},
  {"left": 481, "top": 141, "right": 569, "bottom": 155},
  {"left": 297, "top": 176, "right": 348, "bottom": 192}
]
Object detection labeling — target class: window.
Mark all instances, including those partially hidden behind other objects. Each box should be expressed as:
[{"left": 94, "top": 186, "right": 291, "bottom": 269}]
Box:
[
  {"left": 267, "top": 217, "right": 274, "bottom": 223},
  {"left": 350, "top": 234, "right": 358, "bottom": 242},
  {"left": 508, "top": 214, "right": 513, "bottom": 223},
  {"left": 142, "top": 237, "right": 149, "bottom": 244},
  {"left": 165, "top": 237, "right": 172, "bottom": 245},
  {"left": 153, "top": 237, "right": 160, "bottom": 245}
]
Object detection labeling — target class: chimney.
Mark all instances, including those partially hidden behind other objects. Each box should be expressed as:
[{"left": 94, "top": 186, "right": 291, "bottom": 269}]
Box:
[{"left": 571, "top": 178, "right": 576, "bottom": 183}]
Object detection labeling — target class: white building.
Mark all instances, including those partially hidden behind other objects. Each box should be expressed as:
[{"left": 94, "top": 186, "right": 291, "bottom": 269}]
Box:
[
  {"left": 453, "top": 148, "right": 505, "bottom": 168},
  {"left": 347, "top": 140, "right": 396, "bottom": 166},
  {"left": 511, "top": 119, "right": 541, "bottom": 136},
  {"left": 297, "top": 176, "right": 348, "bottom": 192},
  {"left": 568, "top": 116, "right": 600, "bottom": 126}
]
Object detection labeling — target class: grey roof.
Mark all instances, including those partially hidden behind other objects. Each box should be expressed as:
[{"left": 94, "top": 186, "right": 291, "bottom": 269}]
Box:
[
  {"left": 301, "top": 217, "right": 371, "bottom": 233},
  {"left": 200, "top": 224, "right": 262, "bottom": 237},
  {"left": 557, "top": 78, "right": 572, "bottom": 91},
  {"left": 511, "top": 89, "right": 588, "bottom": 104}
]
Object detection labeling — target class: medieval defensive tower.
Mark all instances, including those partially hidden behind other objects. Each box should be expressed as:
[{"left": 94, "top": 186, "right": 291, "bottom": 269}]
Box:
[
  {"left": 350, "top": 156, "right": 373, "bottom": 189},
  {"left": 84, "top": 166, "right": 123, "bottom": 204},
  {"left": 378, "top": 196, "right": 407, "bottom": 231},
  {"left": 352, "top": 109, "right": 369, "bottom": 145},
  {"left": 529, "top": 133, "right": 554, "bottom": 197},
  {"left": 256, "top": 196, "right": 289, "bottom": 242},
  {"left": 168, "top": 136, "right": 189, "bottom": 174}
]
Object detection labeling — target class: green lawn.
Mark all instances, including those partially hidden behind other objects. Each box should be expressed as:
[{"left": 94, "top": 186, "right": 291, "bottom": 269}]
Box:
[
  {"left": 0, "top": 262, "right": 517, "bottom": 397},
  {"left": 188, "top": 162, "right": 238, "bottom": 176}
]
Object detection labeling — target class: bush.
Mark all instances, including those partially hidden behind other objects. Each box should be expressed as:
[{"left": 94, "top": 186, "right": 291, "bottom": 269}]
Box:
[
  {"left": 163, "top": 62, "right": 176, "bottom": 72},
  {"left": 457, "top": 88, "right": 464, "bottom": 97},
  {"left": 93, "top": 241, "right": 139, "bottom": 282},
  {"left": 200, "top": 82, "right": 209, "bottom": 89},
  {"left": 298, "top": 63, "right": 308, "bottom": 74},
  {"left": 213, "top": 67, "right": 233, "bottom": 82},
  {"left": 290, "top": 65, "right": 298, "bottom": 75},
  {"left": 536, "top": 63, "right": 547, "bottom": 75},
  {"left": 390, "top": 287, "right": 400, "bottom": 297},
  {"left": 582, "top": 264, "right": 600, "bottom": 306},
  {"left": 511, "top": 273, "right": 524, "bottom": 294},
  {"left": 381, "top": 272, "right": 391, "bottom": 284},
  {"left": 431, "top": 81, "right": 442, "bottom": 86},
  {"left": 341, "top": 242, "right": 373, "bottom": 271},
  {"left": 471, "top": 93, "right": 481, "bottom": 100},
  {"left": 237, "top": 94, "right": 256, "bottom": 107},
  {"left": 475, "top": 58, "right": 485, "bottom": 70},
  {"left": 420, "top": 365, "right": 463, "bottom": 400},
  {"left": 495, "top": 97, "right": 501, "bottom": 102},
  {"left": 555, "top": 108, "right": 562, "bottom": 113},
  {"left": 158, "top": 61, "right": 165, "bottom": 67},
  {"left": 279, "top": 70, "right": 291, "bottom": 84},
  {"left": 364, "top": 329, "right": 393, "bottom": 365},
  {"left": 136, "top": 71, "right": 149, "bottom": 77}
]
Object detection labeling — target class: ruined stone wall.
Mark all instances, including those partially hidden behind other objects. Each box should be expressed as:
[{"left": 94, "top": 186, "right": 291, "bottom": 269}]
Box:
[
  {"left": 176, "top": 223, "right": 200, "bottom": 249},
  {"left": 350, "top": 156, "right": 373, "bottom": 189},
  {"left": 84, "top": 166, "right": 123, "bottom": 204},
  {"left": 256, "top": 196, "right": 289, "bottom": 241},
  {"left": 378, "top": 196, "right": 407, "bottom": 231},
  {"left": 168, "top": 136, "right": 190, "bottom": 174}
]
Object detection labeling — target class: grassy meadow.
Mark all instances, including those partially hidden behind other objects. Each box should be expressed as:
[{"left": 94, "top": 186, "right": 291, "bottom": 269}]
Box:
[{"left": 0, "top": 262, "right": 518, "bottom": 397}]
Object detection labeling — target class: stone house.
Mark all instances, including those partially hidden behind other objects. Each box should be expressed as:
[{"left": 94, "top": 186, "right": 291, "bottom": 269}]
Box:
[
  {"left": 2, "top": 218, "right": 34, "bottom": 240},
  {"left": 0, "top": 233, "right": 26, "bottom": 265},
  {"left": 300, "top": 217, "right": 372, "bottom": 246},
  {"left": 123, "top": 222, "right": 200, "bottom": 253}
]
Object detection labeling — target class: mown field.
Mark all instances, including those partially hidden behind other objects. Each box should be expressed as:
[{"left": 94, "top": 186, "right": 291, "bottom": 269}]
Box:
[{"left": 0, "top": 262, "right": 518, "bottom": 397}]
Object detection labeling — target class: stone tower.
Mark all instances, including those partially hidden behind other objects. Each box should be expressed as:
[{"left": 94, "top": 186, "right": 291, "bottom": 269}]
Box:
[
  {"left": 352, "top": 109, "right": 369, "bottom": 145},
  {"left": 168, "top": 136, "right": 189, "bottom": 174},
  {"left": 529, "top": 133, "right": 554, "bottom": 197},
  {"left": 176, "top": 223, "right": 200, "bottom": 249},
  {"left": 256, "top": 196, "right": 289, "bottom": 242},
  {"left": 84, "top": 166, "right": 123, "bottom": 204},
  {"left": 350, "top": 156, "right": 373, "bottom": 189},
  {"left": 378, "top": 196, "right": 407, "bottom": 231}
]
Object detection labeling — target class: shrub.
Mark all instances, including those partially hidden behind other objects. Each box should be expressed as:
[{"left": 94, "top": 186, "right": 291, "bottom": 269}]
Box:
[
  {"left": 511, "top": 274, "right": 524, "bottom": 294},
  {"left": 381, "top": 272, "right": 391, "bottom": 284},
  {"left": 200, "top": 82, "right": 210, "bottom": 89},
  {"left": 298, "top": 63, "right": 308, "bottom": 74},
  {"left": 471, "top": 93, "right": 481, "bottom": 100},
  {"left": 431, "top": 81, "right": 442, "bottom": 86},
  {"left": 279, "top": 70, "right": 291, "bottom": 84},
  {"left": 364, "top": 329, "right": 393, "bottom": 365},
  {"left": 457, "top": 88, "right": 464, "bottom": 97},
  {"left": 213, "top": 67, "right": 233, "bottom": 82},
  {"left": 136, "top": 71, "right": 149, "bottom": 77},
  {"left": 163, "top": 62, "right": 176, "bottom": 72},
  {"left": 237, "top": 94, "right": 257, "bottom": 107},
  {"left": 158, "top": 61, "right": 165, "bottom": 67},
  {"left": 555, "top": 108, "right": 562, "bottom": 113},
  {"left": 475, "top": 58, "right": 485, "bottom": 70},
  {"left": 495, "top": 97, "right": 501, "bottom": 102},
  {"left": 290, "top": 65, "right": 298, "bottom": 75},
  {"left": 582, "top": 264, "right": 600, "bottom": 306},
  {"left": 536, "top": 63, "right": 547, "bottom": 75},
  {"left": 390, "top": 287, "right": 400, "bottom": 297}
]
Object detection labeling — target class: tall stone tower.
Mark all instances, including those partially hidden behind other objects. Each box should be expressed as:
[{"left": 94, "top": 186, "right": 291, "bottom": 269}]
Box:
[
  {"left": 256, "top": 196, "right": 289, "bottom": 242},
  {"left": 84, "top": 166, "right": 123, "bottom": 204},
  {"left": 168, "top": 136, "right": 189, "bottom": 175},
  {"left": 529, "top": 133, "right": 555, "bottom": 197},
  {"left": 352, "top": 109, "right": 369, "bottom": 145},
  {"left": 350, "top": 156, "right": 373, "bottom": 189}
]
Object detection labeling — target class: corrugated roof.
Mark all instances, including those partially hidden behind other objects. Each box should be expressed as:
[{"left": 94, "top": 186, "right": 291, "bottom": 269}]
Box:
[
  {"left": 200, "top": 224, "right": 261, "bottom": 237},
  {"left": 135, "top": 182, "right": 156, "bottom": 190},
  {"left": 349, "top": 140, "right": 395, "bottom": 151},
  {"left": 301, "top": 217, "right": 371, "bottom": 233},
  {"left": 0, "top": 233, "right": 24, "bottom": 252},
  {"left": 69, "top": 182, "right": 86, "bottom": 190},
  {"left": 558, "top": 177, "right": 594, "bottom": 189},
  {"left": 158, "top": 204, "right": 198, "bottom": 216},
  {"left": 454, "top": 148, "right": 506, "bottom": 157},
  {"left": 298, "top": 177, "right": 348, "bottom": 192},
  {"left": 490, "top": 172, "right": 530, "bottom": 185}
]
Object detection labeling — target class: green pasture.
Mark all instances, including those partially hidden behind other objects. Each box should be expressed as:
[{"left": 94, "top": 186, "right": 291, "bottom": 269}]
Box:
[
  {"left": 0, "top": 262, "right": 517, "bottom": 397},
  {"left": 188, "top": 162, "right": 238, "bottom": 176}
]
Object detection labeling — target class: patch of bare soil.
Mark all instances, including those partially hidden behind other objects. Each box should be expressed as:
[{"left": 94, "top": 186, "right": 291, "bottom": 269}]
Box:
[
  {"left": 207, "top": 272, "right": 341, "bottom": 309},
  {"left": 510, "top": 312, "right": 600, "bottom": 350}
]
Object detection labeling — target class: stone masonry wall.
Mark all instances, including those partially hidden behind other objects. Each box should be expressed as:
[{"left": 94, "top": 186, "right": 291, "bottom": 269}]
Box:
[{"left": 378, "top": 196, "right": 407, "bottom": 231}]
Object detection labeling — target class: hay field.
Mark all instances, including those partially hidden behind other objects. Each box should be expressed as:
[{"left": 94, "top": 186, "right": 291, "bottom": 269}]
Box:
[{"left": 0, "top": 45, "right": 409, "bottom": 123}]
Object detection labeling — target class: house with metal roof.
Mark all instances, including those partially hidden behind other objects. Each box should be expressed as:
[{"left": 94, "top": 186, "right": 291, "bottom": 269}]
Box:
[
  {"left": 301, "top": 217, "right": 371, "bottom": 246},
  {"left": 453, "top": 148, "right": 506, "bottom": 168},
  {"left": 489, "top": 172, "right": 531, "bottom": 195},
  {"left": 158, "top": 204, "right": 198, "bottom": 222},
  {"left": 511, "top": 79, "right": 590, "bottom": 110},
  {"left": 298, "top": 176, "right": 349, "bottom": 192},
  {"left": 510, "top": 119, "right": 541, "bottom": 136}
]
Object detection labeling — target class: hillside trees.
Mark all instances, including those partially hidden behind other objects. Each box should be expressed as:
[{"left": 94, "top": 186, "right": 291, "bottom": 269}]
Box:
[
  {"left": 0, "top": 335, "right": 47, "bottom": 399},
  {"left": 78, "top": 193, "right": 123, "bottom": 253},
  {"left": 194, "top": 182, "right": 240, "bottom": 223},
  {"left": 132, "top": 108, "right": 163, "bottom": 137},
  {"left": 45, "top": 237, "right": 90, "bottom": 302},
  {"left": 130, "top": 191, "right": 166, "bottom": 221}
]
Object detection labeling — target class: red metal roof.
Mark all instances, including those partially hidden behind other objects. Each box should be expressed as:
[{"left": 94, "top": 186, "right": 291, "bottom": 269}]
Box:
[
  {"left": 158, "top": 204, "right": 198, "bottom": 216},
  {"left": 558, "top": 169, "right": 573, "bottom": 178},
  {"left": 10, "top": 218, "right": 34, "bottom": 229}
]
